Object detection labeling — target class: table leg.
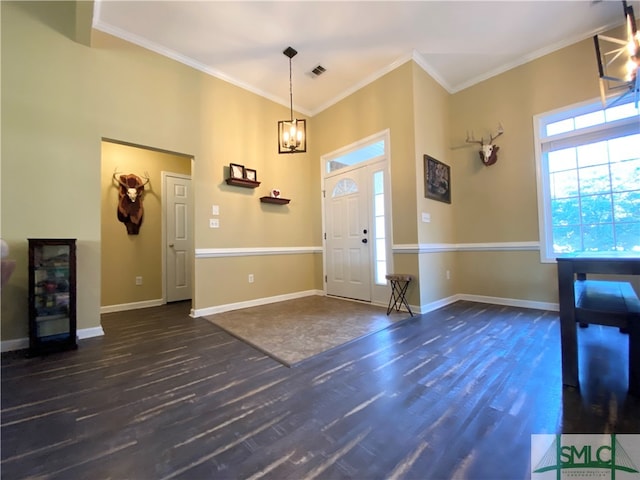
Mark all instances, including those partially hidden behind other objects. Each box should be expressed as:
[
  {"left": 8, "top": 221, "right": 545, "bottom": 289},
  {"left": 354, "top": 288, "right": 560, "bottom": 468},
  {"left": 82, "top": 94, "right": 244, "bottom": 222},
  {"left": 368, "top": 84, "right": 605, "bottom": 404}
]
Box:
[
  {"left": 558, "top": 262, "right": 579, "bottom": 388},
  {"left": 629, "top": 317, "right": 640, "bottom": 396}
]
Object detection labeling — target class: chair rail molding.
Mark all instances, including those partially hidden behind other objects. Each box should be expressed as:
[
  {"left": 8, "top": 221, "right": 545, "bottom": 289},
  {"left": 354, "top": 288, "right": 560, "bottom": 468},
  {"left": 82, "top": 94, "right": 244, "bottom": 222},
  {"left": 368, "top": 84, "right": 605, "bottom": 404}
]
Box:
[
  {"left": 393, "top": 241, "right": 540, "bottom": 254},
  {"left": 195, "top": 246, "right": 322, "bottom": 258}
]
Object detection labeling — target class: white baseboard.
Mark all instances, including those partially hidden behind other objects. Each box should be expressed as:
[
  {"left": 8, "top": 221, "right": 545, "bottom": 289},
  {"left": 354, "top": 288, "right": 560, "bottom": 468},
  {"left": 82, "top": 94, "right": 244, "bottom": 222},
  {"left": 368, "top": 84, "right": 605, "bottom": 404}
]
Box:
[
  {"left": 191, "top": 289, "right": 324, "bottom": 317},
  {"left": 100, "top": 299, "right": 164, "bottom": 314},
  {"left": 1, "top": 338, "right": 28, "bottom": 352},
  {"left": 78, "top": 326, "right": 105, "bottom": 339},
  {"left": 1, "top": 325, "right": 105, "bottom": 353},
  {"left": 459, "top": 294, "right": 558, "bottom": 312}
]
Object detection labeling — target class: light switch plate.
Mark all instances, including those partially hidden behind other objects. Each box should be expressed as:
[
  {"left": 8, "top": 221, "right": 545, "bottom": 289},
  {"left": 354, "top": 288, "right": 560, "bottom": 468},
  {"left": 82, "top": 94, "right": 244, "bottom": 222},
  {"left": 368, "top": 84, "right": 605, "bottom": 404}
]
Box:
[
  {"left": 212, "top": 205, "right": 219, "bottom": 215},
  {"left": 422, "top": 212, "right": 431, "bottom": 223}
]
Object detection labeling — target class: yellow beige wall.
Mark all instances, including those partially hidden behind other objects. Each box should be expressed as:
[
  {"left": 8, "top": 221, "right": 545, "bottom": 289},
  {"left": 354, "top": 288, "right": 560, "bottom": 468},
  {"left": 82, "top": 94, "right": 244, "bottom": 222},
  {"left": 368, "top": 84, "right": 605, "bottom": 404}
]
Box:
[
  {"left": 412, "top": 63, "right": 457, "bottom": 306},
  {"left": 1, "top": 1, "right": 321, "bottom": 343},
  {"left": 449, "top": 37, "right": 616, "bottom": 304},
  {"left": 100, "top": 141, "right": 191, "bottom": 307}
]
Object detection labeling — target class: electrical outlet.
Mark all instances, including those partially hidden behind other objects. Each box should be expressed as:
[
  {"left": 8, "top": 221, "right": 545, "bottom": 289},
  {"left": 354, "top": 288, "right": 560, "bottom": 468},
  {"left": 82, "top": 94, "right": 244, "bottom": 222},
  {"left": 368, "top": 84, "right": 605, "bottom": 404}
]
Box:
[
  {"left": 248, "top": 274, "right": 254, "bottom": 283},
  {"left": 209, "top": 218, "right": 219, "bottom": 228},
  {"left": 446, "top": 270, "right": 451, "bottom": 280},
  {"left": 135, "top": 276, "right": 143, "bottom": 285}
]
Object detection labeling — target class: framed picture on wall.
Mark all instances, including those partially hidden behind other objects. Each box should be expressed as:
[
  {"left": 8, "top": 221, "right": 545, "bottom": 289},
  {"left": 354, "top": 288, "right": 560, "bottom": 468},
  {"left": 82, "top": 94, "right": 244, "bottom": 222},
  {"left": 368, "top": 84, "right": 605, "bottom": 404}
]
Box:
[
  {"left": 244, "top": 168, "right": 257, "bottom": 182},
  {"left": 424, "top": 155, "right": 451, "bottom": 204},
  {"left": 230, "top": 163, "right": 245, "bottom": 179}
]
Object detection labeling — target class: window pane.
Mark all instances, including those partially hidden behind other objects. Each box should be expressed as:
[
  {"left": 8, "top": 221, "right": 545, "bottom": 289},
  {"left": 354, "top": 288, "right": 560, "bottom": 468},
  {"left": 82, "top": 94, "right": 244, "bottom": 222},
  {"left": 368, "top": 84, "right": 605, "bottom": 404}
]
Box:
[
  {"left": 605, "top": 102, "right": 640, "bottom": 122},
  {"left": 550, "top": 170, "right": 578, "bottom": 198},
  {"left": 552, "top": 225, "right": 582, "bottom": 253},
  {"left": 578, "top": 165, "right": 610, "bottom": 196},
  {"left": 546, "top": 118, "right": 574, "bottom": 136},
  {"left": 608, "top": 134, "right": 640, "bottom": 163},
  {"left": 551, "top": 197, "right": 581, "bottom": 226},
  {"left": 580, "top": 194, "right": 612, "bottom": 224},
  {"left": 374, "top": 194, "right": 384, "bottom": 215},
  {"left": 575, "top": 110, "right": 604, "bottom": 129},
  {"left": 375, "top": 216, "right": 385, "bottom": 237},
  {"left": 376, "top": 239, "right": 386, "bottom": 261},
  {"left": 615, "top": 222, "right": 640, "bottom": 251},
  {"left": 576, "top": 141, "right": 608, "bottom": 168},
  {"left": 376, "top": 261, "right": 387, "bottom": 284},
  {"left": 373, "top": 170, "right": 384, "bottom": 194},
  {"left": 583, "top": 223, "right": 614, "bottom": 251},
  {"left": 613, "top": 191, "right": 640, "bottom": 223},
  {"left": 548, "top": 148, "right": 576, "bottom": 173},
  {"left": 611, "top": 159, "right": 640, "bottom": 192}
]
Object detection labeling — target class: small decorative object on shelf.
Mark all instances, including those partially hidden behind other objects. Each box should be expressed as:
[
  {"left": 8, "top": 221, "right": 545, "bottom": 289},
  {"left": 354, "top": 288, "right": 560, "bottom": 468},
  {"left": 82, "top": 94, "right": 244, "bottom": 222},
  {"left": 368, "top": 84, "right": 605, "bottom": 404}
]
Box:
[
  {"left": 28, "top": 238, "right": 77, "bottom": 356},
  {"left": 270, "top": 188, "right": 281, "bottom": 198},
  {"left": 260, "top": 196, "right": 290, "bottom": 205}
]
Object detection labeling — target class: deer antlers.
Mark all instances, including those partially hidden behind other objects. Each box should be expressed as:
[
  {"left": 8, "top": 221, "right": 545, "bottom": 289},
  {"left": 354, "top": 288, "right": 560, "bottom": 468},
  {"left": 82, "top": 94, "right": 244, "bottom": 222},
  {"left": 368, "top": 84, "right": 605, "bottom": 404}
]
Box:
[
  {"left": 112, "top": 169, "right": 150, "bottom": 188},
  {"left": 466, "top": 123, "right": 504, "bottom": 146}
]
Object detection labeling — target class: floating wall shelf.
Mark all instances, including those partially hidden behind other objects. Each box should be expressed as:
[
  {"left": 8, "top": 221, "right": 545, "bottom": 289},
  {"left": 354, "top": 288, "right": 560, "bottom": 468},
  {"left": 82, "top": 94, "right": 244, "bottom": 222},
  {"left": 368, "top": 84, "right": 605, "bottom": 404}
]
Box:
[
  {"left": 260, "top": 196, "right": 290, "bottom": 205},
  {"left": 226, "top": 178, "right": 260, "bottom": 189}
]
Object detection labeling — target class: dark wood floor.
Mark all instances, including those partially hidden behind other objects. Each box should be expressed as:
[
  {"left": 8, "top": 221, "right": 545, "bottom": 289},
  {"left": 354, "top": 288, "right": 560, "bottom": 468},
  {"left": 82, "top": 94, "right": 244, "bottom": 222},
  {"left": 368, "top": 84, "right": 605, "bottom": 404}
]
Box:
[{"left": 2, "top": 300, "right": 639, "bottom": 479}]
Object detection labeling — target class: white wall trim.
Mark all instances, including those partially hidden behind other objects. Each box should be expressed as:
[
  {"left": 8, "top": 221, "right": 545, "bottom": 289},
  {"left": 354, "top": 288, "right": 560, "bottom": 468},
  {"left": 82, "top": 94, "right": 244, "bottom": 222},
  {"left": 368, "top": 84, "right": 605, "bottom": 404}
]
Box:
[
  {"left": 393, "top": 241, "right": 540, "bottom": 253},
  {"left": 455, "top": 241, "right": 540, "bottom": 252},
  {"left": 195, "top": 246, "right": 322, "bottom": 258},
  {"left": 1, "top": 338, "right": 28, "bottom": 353},
  {"left": 191, "top": 289, "right": 324, "bottom": 317},
  {"left": 459, "top": 294, "right": 558, "bottom": 312},
  {"left": 194, "top": 242, "right": 539, "bottom": 258},
  {"left": 78, "top": 326, "right": 106, "bottom": 339},
  {"left": 1, "top": 326, "right": 105, "bottom": 353},
  {"left": 100, "top": 299, "right": 164, "bottom": 314}
]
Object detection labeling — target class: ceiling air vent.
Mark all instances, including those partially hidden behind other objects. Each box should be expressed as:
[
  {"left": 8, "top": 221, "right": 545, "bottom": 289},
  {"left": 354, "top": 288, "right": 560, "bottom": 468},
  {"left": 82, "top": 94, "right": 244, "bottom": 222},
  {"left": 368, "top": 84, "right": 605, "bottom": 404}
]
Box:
[{"left": 311, "top": 65, "right": 326, "bottom": 77}]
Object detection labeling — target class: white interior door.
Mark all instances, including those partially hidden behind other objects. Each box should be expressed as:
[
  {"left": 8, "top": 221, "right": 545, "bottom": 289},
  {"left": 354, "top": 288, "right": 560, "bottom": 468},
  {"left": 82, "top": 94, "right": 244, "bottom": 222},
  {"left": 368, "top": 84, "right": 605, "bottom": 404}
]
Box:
[
  {"left": 164, "top": 173, "right": 192, "bottom": 302},
  {"left": 325, "top": 168, "right": 371, "bottom": 301}
]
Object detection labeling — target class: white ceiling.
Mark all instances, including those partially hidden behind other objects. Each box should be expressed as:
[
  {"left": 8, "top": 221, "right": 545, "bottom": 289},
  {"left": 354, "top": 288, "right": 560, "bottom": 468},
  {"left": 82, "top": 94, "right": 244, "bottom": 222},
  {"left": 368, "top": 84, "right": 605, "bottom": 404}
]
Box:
[{"left": 93, "top": 0, "right": 633, "bottom": 116}]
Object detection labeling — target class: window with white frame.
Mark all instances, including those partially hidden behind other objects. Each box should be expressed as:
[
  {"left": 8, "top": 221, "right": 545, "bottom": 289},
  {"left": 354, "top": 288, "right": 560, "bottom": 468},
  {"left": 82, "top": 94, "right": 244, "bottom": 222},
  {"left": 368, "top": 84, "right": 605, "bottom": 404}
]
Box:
[{"left": 534, "top": 98, "right": 640, "bottom": 262}]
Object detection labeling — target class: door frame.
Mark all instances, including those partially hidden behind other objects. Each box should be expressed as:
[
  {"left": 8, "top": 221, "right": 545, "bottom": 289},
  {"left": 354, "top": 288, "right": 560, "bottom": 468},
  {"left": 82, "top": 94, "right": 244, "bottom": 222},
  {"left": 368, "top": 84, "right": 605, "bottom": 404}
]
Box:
[
  {"left": 161, "top": 171, "right": 194, "bottom": 304},
  {"left": 320, "top": 129, "right": 393, "bottom": 306}
]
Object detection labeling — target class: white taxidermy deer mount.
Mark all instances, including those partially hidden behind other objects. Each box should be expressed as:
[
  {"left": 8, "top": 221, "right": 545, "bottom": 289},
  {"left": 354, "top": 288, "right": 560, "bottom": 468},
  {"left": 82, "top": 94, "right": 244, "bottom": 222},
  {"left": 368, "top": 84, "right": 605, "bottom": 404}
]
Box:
[{"left": 465, "top": 123, "right": 504, "bottom": 166}]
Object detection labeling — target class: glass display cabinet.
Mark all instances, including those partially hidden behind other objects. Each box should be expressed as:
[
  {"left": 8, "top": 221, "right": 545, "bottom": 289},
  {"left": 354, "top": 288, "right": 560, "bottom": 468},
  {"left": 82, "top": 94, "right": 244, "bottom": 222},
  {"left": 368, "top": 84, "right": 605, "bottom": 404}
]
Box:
[{"left": 28, "top": 238, "right": 77, "bottom": 355}]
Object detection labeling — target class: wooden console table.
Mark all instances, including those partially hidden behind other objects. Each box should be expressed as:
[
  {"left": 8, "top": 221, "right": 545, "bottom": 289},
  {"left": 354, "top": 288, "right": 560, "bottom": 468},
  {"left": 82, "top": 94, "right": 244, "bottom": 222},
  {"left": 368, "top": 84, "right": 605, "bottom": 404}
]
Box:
[{"left": 557, "top": 253, "right": 640, "bottom": 395}]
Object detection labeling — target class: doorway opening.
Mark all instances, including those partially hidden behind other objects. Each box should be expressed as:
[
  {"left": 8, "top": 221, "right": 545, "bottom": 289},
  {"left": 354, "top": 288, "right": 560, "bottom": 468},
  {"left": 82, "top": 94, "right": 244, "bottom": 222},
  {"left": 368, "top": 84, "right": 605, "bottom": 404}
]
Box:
[
  {"left": 100, "top": 139, "right": 193, "bottom": 312},
  {"left": 322, "top": 129, "right": 392, "bottom": 306}
]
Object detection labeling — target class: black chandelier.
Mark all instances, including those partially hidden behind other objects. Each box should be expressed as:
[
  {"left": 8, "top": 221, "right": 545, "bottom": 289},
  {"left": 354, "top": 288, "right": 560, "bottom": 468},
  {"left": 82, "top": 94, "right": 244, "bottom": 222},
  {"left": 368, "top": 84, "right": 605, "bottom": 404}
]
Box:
[
  {"left": 593, "top": 0, "right": 640, "bottom": 107},
  {"left": 278, "top": 46, "right": 307, "bottom": 154}
]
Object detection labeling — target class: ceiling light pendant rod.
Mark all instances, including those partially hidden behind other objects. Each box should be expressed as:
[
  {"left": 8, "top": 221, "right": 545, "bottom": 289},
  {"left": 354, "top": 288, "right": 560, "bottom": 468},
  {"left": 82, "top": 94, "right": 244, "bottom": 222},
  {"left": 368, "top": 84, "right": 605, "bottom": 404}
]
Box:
[{"left": 288, "top": 54, "right": 294, "bottom": 122}]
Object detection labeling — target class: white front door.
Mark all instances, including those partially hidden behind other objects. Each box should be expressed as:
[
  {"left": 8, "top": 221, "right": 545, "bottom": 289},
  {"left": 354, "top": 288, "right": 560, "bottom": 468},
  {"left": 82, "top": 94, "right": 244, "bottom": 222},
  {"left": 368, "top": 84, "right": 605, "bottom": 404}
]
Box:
[
  {"left": 325, "top": 167, "right": 371, "bottom": 301},
  {"left": 164, "top": 173, "right": 192, "bottom": 302}
]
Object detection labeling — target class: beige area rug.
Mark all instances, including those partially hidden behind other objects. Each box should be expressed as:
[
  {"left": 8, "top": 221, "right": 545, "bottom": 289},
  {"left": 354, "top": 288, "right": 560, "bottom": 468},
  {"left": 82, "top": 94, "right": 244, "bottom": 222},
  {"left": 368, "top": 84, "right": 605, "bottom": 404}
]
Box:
[{"left": 204, "top": 295, "right": 412, "bottom": 366}]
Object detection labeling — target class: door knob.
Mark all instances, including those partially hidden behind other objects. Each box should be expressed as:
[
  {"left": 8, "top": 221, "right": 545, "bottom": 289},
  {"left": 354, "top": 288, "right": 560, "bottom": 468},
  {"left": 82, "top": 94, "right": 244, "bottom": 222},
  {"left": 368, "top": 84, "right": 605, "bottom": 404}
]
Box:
[
  {"left": 362, "top": 238, "right": 368, "bottom": 244},
  {"left": 169, "top": 244, "right": 175, "bottom": 247}
]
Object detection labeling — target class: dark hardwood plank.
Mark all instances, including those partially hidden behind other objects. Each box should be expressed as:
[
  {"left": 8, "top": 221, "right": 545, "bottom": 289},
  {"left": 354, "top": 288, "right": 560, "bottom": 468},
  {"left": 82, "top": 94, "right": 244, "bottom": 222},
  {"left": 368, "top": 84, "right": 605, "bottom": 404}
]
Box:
[{"left": 2, "top": 300, "right": 639, "bottom": 479}]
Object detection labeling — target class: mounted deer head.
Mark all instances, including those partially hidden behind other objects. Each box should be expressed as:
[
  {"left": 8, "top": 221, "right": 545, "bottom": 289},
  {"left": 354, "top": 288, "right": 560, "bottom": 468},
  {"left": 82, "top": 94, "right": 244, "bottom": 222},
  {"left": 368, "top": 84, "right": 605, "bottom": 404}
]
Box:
[{"left": 466, "top": 123, "right": 504, "bottom": 166}]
